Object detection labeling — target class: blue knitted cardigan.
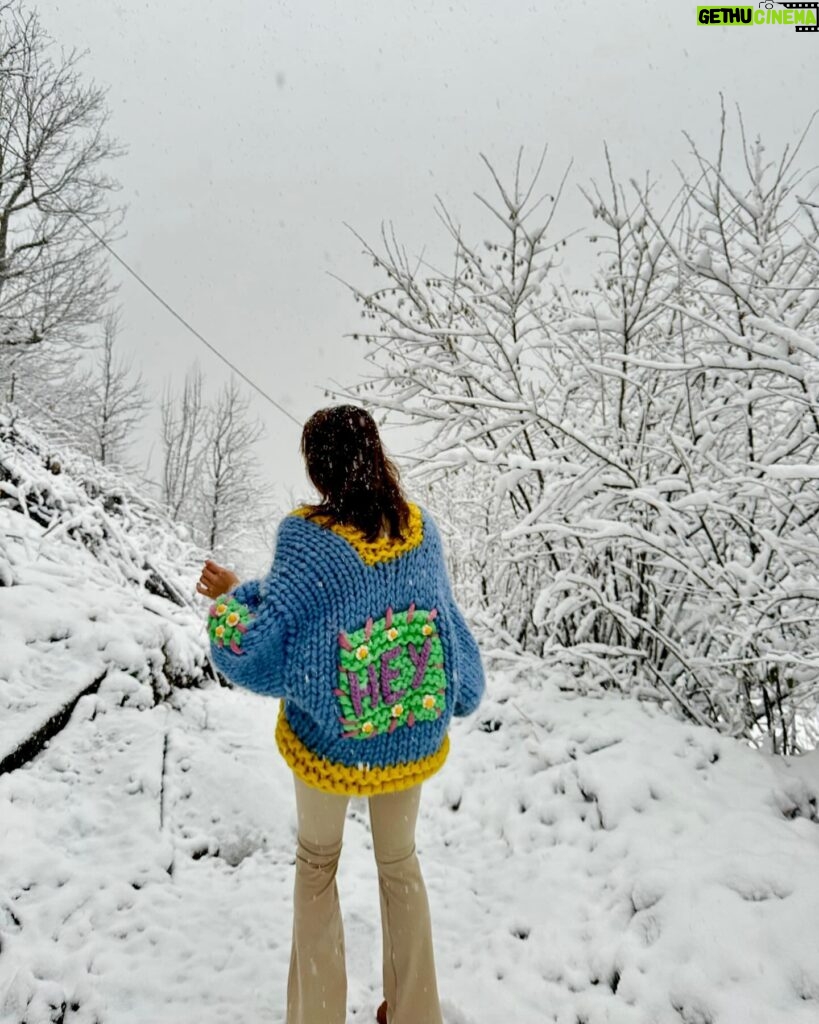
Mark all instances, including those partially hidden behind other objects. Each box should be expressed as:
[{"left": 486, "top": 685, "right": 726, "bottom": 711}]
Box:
[{"left": 206, "top": 502, "right": 485, "bottom": 795}]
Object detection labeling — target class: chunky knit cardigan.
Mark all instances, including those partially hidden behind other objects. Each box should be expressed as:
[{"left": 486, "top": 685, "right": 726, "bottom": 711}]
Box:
[{"left": 206, "top": 502, "right": 485, "bottom": 796}]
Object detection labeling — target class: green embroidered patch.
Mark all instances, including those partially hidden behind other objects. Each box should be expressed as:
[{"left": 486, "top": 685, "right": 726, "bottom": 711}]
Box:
[
  {"left": 335, "top": 603, "right": 446, "bottom": 739},
  {"left": 208, "top": 595, "right": 253, "bottom": 655}
]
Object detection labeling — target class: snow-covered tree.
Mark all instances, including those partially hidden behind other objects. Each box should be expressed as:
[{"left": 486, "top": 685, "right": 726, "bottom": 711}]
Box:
[
  {"left": 335, "top": 107, "right": 819, "bottom": 752},
  {"left": 198, "top": 376, "right": 269, "bottom": 565},
  {"left": 0, "top": 1, "right": 122, "bottom": 351},
  {"left": 79, "top": 310, "right": 149, "bottom": 468},
  {"left": 160, "top": 364, "right": 205, "bottom": 524},
  {"left": 160, "top": 368, "right": 278, "bottom": 577},
  {"left": 335, "top": 145, "right": 574, "bottom": 648},
  {"left": 0, "top": 342, "right": 89, "bottom": 439}
]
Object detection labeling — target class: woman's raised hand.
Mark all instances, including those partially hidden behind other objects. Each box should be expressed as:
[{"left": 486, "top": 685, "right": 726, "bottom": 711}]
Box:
[{"left": 196, "top": 560, "right": 240, "bottom": 600}]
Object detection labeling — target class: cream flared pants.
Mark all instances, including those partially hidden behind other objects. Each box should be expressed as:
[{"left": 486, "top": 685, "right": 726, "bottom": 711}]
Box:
[{"left": 286, "top": 773, "right": 444, "bottom": 1024}]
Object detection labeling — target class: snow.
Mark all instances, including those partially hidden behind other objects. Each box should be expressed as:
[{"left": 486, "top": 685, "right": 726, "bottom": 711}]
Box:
[
  {"left": 2, "top": 419, "right": 819, "bottom": 1024},
  {"left": 3, "top": 662, "right": 819, "bottom": 1022},
  {"left": 0, "top": 508, "right": 199, "bottom": 763}
]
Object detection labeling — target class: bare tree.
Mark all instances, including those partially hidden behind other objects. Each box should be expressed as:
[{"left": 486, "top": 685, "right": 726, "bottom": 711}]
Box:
[
  {"left": 0, "top": 1, "right": 123, "bottom": 351},
  {"left": 197, "top": 375, "right": 272, "bottom": 567},
  {"left": 159, "top": 368, "right": 276, "bottom": 573},
  {"left": 83, "top": 309, "right": 149, "bottom": 467},
  {"left": 160, "top": 363, "right": 205, "bottom": 522}
]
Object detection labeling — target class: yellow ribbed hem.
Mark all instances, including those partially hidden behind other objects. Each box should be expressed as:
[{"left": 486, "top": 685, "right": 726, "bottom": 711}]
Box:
[
  {"left": 275, "top": 701, "right": 449, "bottom": 796},
  {"left": 289, "top": 502, "right": 424, "bottom": 566}
]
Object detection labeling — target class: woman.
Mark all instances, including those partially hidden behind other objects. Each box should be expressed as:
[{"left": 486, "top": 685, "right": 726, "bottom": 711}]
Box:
[{"left": 196, "top": 404, "right": 485, "bottom": 1024}]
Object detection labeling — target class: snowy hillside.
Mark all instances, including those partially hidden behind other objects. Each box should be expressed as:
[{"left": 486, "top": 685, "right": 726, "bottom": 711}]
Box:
[
  {"left": 2, "top": 417, "right": 819, "bottom": 1024},
  {"left": 0, "top": 412, "right": 212, "bottom": 776}
]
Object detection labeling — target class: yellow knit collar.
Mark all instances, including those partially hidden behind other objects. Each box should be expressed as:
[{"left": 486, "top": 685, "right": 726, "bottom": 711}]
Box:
[{"left": 290, "top": 501, "right": 424, "bottom": 566}]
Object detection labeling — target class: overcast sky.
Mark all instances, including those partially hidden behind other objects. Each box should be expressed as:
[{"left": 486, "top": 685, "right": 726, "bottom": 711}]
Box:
[{"left": 38, "top": 0, "right": 817, "bottom": 510}]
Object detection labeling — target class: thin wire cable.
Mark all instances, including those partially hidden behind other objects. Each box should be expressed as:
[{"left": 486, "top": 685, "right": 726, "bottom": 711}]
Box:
[{"left": 5, "top": 145, "right": 303, "bottom": 428}]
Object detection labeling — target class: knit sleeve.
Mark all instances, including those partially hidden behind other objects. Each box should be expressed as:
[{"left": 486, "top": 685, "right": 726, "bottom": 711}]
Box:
[
  {"left": 426, "top": 513, "right": 486, "bottom": 717},
  {"left": 229, "top": 578, "right": 263, "bottom": 612},
  {"left": 442, "top": 568, "right": 485, "bottom": 717},
  {"left": 206, "top": 518, "right": 299, "bottom": 698}
]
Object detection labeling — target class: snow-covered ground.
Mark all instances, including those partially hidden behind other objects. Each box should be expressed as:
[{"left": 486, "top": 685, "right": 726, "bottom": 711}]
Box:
[
  {"left": 4, "top": 658, "right": 819, "bottom": 1024},
  {"left": 2, "top": 419, "right": 819, "bottom": 1024}
]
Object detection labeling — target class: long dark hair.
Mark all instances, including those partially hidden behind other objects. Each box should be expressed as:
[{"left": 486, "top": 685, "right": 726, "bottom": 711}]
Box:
[{"left": 299, "top": 404, "right": 411, "bottom": 543}]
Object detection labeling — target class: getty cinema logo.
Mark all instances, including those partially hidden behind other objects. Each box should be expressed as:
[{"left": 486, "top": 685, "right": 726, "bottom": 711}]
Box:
[{"left": 697, "top": 2, "right": 818, "bottom": 31}]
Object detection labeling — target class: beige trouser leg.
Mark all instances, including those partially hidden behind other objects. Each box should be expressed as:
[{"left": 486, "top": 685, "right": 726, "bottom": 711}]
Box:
[
  {"left": 369, "top": 783, "right": 444, "bottom": 1024},
  {"left": 287, "top": 774, "right": 350, "bottom": 1024},
  {"left": 286, "top": 773, "right": 444, "bottom": 1024}
]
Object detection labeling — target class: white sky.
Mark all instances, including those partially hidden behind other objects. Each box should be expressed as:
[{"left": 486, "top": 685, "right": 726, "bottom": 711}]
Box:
[{"left": 37, "top": 0, "right": 818, "bottom": 509}]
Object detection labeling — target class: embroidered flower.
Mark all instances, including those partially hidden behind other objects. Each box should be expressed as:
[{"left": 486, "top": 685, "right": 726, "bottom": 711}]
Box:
[
  {"left": 391, "top": 703, "right": 404, "bottom": 718},
  {"left": 355, "top": 644, "right": 369, "bottom": 661},
  {"left": 421, "top": 623, "right": 434, "bottom": 636},
  {"left": 361, "top": 721, "right": 375, "bottom": 734},
  {"left": 386, "top": 626, "right": 399, "bottom": 641},
  {"left": 422, "top": 694, "right": 436, "bottom": 709},
  {"left": 208, "top": 596, "right": 253, "bottom": 655}
]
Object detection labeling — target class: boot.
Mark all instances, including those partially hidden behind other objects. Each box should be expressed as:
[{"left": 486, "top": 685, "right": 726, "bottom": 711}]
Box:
[{"left": 376, "top": 999, "right": 388, "bottom": 1024}]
